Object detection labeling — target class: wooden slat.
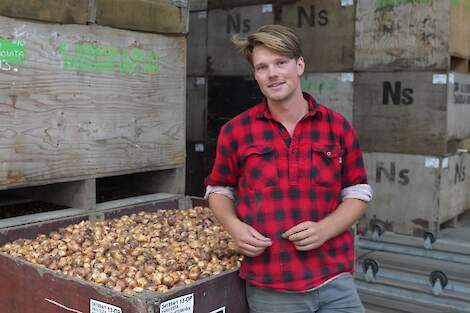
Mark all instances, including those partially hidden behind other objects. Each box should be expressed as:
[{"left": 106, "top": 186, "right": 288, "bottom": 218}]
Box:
[
  {"left": 95, "top": 0, "right": 188, "bottom": 34},
  {"left": 0, "top": 0, "right": 89, "bottom": 24},
  {"left": 0, "top": 16, "right": 186, "bottom": 189}
]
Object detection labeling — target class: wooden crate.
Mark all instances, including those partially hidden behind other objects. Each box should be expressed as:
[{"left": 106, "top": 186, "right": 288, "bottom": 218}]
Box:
[
  {"left": 0, "top": 0, "right": 89, "bottom": 24},
  {"left": 279, "top": 0, "right": 355, "bottom": 72},
  {"left": 301, "top": 72, "right": 354, "bottom": 122},
  {"left": 0, "top": 195, "right": 248, "bottom": 313},
  {"left": 188, "top": 11, "right": 208, "bottom": 75},
  {"left": 0, "top": 0, "right": 188, "bottom": 35},
  {"left": 207, "top": 4, "right": 274, "bottom": 76},
  {"left": 355, "top": 0, "right": 470, "bottom": 72},
  {"left": 94, "top": 0, "right": 189, "bottom": 34},
  {"left": 0, "top": 16, "right": 186, "bottom": 190},
  {"left": 354, "top": 72, "right": 470, "bottom": 155},
  {"left": 361, "top": 151, "right": 470, "bottom": 238}
]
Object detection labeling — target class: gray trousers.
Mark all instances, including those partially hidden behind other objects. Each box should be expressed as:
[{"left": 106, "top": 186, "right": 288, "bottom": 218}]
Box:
[{"left": 246, "top": 274, "right": 365, "bottom": 313}]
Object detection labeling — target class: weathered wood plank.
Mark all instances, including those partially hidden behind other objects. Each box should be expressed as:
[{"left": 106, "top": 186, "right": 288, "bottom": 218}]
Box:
[
  {"left": 207, "top": 5, "right": 274, "bottom": 76},
  {"left": 188, "top": 12, "right": 208, "bottom": 75},
  {"left": 0, "top": 0, "right": 89, "bottom": 24},
  {"left": 355, "top": 0, "right": 452, "bottom": 71},
  {"left": 280, "top": 0, "right": 355, "bottom": 72},
  {"left": 301, "top": 72, "right": 354, "bottom": 122},
  {"left": 0, "top": 16, "right": 186, "bottom": 189},
  {"left": 95, "top": 0, "right": 188, "bottom": 34},
  {"left": 361, "top": 151, "right": 469, "bottom": 237}
]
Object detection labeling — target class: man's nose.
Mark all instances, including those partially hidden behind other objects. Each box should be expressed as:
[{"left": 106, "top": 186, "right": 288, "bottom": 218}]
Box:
[{"left": 267, "top": 65, "right": 278, "bottom": 78}]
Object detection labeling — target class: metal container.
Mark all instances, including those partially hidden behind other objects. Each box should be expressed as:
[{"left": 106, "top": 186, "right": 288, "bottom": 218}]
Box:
[{"left": 0, "top": 195, "right": 248, "bottom": 313}]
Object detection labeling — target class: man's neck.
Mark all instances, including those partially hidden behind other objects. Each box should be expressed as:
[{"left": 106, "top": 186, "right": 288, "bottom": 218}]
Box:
[{"left": 267, "top": 91, "right": 308, "bottom": 126}]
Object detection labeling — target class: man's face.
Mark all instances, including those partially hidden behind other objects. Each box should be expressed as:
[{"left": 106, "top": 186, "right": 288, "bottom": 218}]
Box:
[{"left": 252, "top": 45, "right": 305, "bottom": 104}]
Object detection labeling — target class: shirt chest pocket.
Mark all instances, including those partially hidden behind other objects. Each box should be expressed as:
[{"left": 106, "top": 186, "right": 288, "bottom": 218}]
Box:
[
  {"left": 240, "top": 145, "right": 279, "bottom": 190},
  {"left": 310, "top": 144, "right": 343, "bottom": 187}
]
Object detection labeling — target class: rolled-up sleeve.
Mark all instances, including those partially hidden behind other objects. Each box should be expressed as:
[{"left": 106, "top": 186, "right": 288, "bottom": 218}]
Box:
[{"left": 340, "top": 120, "right": 368, "bottom": 188}]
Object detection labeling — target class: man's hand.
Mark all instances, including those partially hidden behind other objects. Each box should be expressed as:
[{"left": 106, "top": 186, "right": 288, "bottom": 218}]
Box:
[
  {"left": 282, "top": 221, "right": 329, "bottom": 251},
  {"left": 228, "top": 220, "right": 272, "bottom": 257}
]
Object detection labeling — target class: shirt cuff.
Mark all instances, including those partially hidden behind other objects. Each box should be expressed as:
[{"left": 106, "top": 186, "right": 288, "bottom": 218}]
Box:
[
  {"left": 205, "top": 185, "right": 235, "bottom": 200},
  {"left": 341, "top": 184, "right": 373, "bottom": 202}
]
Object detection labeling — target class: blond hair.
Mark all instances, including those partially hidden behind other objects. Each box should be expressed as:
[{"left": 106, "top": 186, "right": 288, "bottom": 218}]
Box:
[{"left": 232, "top": 24, "right": 302, "bottom": 65}]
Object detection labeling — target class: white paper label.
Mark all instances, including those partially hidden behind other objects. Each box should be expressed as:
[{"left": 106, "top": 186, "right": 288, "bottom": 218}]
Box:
[
  {"left": 341, "top": 0, "right": 354, "bottom": 6},
  {"left": 196, "top": 77, "right": 206, "bottom": 85},
  {"left": 432, "top": 74, "right": 447, "bottom": 84},
  {"left": 195, "top": 143, "right": 204, "bottom": 152},
  {"left": 90, "top": 299, "right": 122, "bottom": 313},
  {"left": 160, "top": 294, "right": 194, "bottom": 313},
  {"left": 341, "top": 73, "right": 354, "bottom": 82},
  {"left": 425, "top": 157, "right": 439, "bottom": 168},
  {"left": 448, "top": 73, "right": 455, "bottom": 84},
  {"left": 262, "top": 4, "right": 273, "bottom": 13},
  {"left": 442, "top": 158, "right": 449, "bottom": 169},
  {"left": 210, "top": 307, "right": 226, "bottom": 313},
  {"left": 198, "top": 11, "right": 207, "bottom": 19}
]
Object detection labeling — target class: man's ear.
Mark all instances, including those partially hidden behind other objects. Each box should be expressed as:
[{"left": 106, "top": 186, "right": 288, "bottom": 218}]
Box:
[{"left": 297, "top": 56, "right": 305, "bottom": 76}]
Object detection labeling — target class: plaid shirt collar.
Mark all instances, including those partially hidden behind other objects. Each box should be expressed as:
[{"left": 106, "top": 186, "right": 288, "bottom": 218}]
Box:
[{"left": 255, "top": 92, "right": 322, "bottom": 120}]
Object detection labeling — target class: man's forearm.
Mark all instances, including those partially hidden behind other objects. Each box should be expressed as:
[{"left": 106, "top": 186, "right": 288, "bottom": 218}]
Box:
[
  {"left": 319, "top": 199, "right": 367, "bottom": 239},
  {"left": 208, "top": 193, "right": 241, "bottom": 236}
]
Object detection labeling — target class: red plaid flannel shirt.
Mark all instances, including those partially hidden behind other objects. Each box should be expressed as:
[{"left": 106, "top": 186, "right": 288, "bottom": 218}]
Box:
[{"left": 206, "top": 93, "right": 368, "bottom": 291}]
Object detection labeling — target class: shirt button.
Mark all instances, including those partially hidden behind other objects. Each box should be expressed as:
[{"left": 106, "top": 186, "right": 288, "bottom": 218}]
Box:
[{"left": 326, "top": 151, "right": 332, "bottom": 156}]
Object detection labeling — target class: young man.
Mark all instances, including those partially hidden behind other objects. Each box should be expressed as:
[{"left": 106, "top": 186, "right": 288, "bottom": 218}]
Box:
[{"left": 205, "top": 25, "right": 372, "bottom": 313}]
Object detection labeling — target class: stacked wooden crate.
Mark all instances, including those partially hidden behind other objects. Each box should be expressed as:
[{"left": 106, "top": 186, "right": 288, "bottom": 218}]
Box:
[
  {"left": 186, "top": 0, "right": 357, "bottom": 195},
  {"left": 354, "top": 0, "right": 470, "bottom": 239},
  {"left": 0, "top": 0, "right": 188, "bottom": 209}
]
